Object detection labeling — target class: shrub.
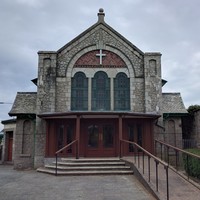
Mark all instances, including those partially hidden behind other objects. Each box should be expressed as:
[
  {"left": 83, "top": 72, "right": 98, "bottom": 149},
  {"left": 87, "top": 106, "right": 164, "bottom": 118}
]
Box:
[{"left": 183, "top": 149, "right": 200, "bottom": 179}]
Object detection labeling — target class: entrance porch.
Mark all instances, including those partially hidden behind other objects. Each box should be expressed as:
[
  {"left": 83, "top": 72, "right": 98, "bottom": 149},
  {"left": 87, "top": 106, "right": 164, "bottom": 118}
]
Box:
[{"left": 38, "top": 112, "right": 159, "bottom": 159}]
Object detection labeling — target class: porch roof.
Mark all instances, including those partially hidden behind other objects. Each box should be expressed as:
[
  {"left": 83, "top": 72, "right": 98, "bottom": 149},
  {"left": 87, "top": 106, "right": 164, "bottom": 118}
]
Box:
[{"left": 38, "top": 111, "right": 160, "bottom": 119}]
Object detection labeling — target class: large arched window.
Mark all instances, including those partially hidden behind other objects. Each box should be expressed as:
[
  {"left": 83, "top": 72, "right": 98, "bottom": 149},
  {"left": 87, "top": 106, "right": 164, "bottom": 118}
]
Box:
[
  {"left": 71, "top": 72, "right": 88, "bottom": 110},
  {"left": 92, "top": 71, "right": 110, "bottom": 110},
  {"left": 114, "top": 72, "right": 130, "bottom": 110}
]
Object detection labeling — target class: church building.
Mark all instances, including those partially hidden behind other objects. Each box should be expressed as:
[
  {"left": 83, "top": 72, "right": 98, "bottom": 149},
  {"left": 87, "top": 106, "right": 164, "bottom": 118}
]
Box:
[{"left": 8, "top": 9, "right": 187, "bottom": 169}]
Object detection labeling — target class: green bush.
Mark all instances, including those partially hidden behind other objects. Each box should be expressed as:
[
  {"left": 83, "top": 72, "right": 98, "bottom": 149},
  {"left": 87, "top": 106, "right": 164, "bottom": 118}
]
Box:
[{"left": 183, "top": 149, "right": 200, "bottom": 179}]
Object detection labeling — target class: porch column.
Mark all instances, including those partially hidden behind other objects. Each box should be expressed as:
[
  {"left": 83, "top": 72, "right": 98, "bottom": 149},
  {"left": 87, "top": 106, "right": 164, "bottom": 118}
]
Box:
[
  {"left": 119, "top": 115, "right": 123, "bottom": 157},
  {"left": 76, "top": 115, "right": 80, "bottom": 159}
]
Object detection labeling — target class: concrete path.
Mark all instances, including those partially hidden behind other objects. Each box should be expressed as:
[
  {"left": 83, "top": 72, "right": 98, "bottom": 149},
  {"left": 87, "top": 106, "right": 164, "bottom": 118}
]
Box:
[
  {"left": 123, "top": 157, "right": 200, "bottom": 200},
  {"left": 0, "top": 165, "right": 155, "bottom": 200}
]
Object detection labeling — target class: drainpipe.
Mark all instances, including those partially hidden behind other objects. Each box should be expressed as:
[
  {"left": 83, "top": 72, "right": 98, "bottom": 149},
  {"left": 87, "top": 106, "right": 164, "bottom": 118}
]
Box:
[{"left": 155, "top": 119, "right": 165, "bottom": 131}]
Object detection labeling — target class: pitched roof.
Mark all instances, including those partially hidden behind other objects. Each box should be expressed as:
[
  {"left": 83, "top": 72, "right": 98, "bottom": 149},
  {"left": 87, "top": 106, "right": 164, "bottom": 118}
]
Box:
[
  {"left": 9, "top": 92, "right": 37, "bottom": 116},
  {"left": 162, "top": 93, "right": 187, "bottom": 114},
  {"left": 1, "top": 118, "right": 16, "bottom": 124},
  {"left": 54, "top": 9, "right": 144, "bottom": 56}
]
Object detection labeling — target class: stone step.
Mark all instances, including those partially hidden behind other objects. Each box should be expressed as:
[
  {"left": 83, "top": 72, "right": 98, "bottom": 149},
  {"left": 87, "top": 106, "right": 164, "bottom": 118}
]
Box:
[
  {"left": 44, "top": 164, "right": 131, "bottom": 171},
  {"left": 53, "top": 161, "right": 126, "bottom": 166},
  {"left": 61, "top": 158, "right": 121, "bottom": 162},
  {"left": 37, "top": 158, "right": 134, "bottom": 176},
  {"left": 37, "top": 167, "right": 133, "bottom": 176}
]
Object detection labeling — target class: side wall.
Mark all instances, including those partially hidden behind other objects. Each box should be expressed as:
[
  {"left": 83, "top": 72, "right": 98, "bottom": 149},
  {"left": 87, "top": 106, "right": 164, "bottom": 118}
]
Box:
[
  {"left": 13, "top": 118, "right": 35, "bottom": 169},
  {"left": 163, "top": 117, "right": 183, "bottom": 148}
]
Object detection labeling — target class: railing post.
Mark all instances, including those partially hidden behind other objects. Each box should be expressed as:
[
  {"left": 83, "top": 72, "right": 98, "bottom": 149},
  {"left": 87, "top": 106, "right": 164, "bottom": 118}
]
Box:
[
  {"left": 76, "top": 141, "right": 79, "bottom": 159},
  {"left": 175, "top": 150, "right": 178, "bottom": 170},
  {"left": 155, "top": 160, "right": 159, "bottom": 192},
  {"left": 134, "top": 144, "right": 137, "bottom": 163},
  {"left": 55, "top": 154, "right": 58, "bottom": 176},
  {"left": 187, "top": 154, "right": 189, "bottom": 180},
  {"left": 142, "top": 151, "right": 145, "bottom": 174},
  {"left": 167, "top": 146, "right": 169, "bottom": 164},
  {"left": 76, "top": 115, "right": 80, "bottom": 159},
  {"left": 165, "top": 165, "right": 169, "bottom": 200},
  {"left": 161, "top": 143, "right": 163, "bottom": 160},
  {"left": 155, "top": 140, "right": 157, "bottom": 157},
  {"left": 119, "top": 140, "right": 122, "bottom": 158},
  {"left": 138, "top": 147, "right": 140, "bottom": 168},
  {"left": 119, "top": 115, "right": 123, "bottom": 157},
  {"left": 148, "top": 155, "right": 151, "bottom": 182}
]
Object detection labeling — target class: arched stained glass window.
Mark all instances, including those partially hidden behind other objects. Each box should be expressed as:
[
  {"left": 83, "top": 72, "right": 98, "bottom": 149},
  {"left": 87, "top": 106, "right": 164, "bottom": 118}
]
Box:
[
  {"left": 71, "top": 72, "right": 88, "bottom": 110},
  {"left": 92, "top": 71, "right": 110, "bottom": 110},
  {"left": 114, "top": 72, "right": 130, "bottom": 110}
]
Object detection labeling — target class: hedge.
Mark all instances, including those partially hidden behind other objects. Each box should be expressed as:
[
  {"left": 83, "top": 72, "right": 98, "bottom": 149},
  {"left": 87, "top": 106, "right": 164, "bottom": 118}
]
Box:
[{"left": 183, "top": 149, "right": 200, "bottom": 179}]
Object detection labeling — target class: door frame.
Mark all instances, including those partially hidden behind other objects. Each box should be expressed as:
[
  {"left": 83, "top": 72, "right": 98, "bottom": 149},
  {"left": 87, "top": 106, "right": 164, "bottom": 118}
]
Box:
[{"left": 82, "top": 119, "right": 117, "bottom": 157}]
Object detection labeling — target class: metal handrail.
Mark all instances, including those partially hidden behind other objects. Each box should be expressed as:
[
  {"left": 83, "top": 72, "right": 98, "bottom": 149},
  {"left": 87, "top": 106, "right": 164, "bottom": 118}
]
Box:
[
  {"left": 120, "top": 139, "right": 169, "bottom": 200},
  {"left": 155, "top": 139, "right": 200, "bottom": 190},
  {"left": 155, "top": 139, "right": 200, "bottom": 160},
  {"left": 55, "top": 139, "right": 78, "bottom": 176}
]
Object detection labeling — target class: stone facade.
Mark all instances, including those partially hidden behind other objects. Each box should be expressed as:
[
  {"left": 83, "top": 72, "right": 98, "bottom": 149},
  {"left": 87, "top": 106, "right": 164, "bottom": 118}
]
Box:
[
  {"left": 8, "top": 9, "right": 187, "bottom": 169},
  {"left": 13, "top": 118, "right": 35, "bottom": 169}
]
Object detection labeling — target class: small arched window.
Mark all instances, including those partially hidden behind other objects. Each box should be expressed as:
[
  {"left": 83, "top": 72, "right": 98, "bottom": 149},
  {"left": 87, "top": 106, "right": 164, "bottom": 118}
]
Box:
[
  {"left": 114, "top": 72, "right": 130, "bottom": 110},
  {"left": 71, "top": 72, "right": 88, "bottom": 110},
  {"left": 92, "top": 71, "right": 110, "bottom": 110}
]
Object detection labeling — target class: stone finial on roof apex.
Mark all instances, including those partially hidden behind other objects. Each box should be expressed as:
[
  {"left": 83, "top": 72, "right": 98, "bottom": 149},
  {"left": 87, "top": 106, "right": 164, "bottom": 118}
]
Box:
[{"left": 98, "top": 8, "right": 105, "bottom": 23}]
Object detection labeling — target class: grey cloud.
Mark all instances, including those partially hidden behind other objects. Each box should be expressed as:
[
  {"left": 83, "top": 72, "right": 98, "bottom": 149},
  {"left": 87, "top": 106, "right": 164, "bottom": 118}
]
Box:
[{"left": 1, "top": 0, "right": 200, "bottom": 130}]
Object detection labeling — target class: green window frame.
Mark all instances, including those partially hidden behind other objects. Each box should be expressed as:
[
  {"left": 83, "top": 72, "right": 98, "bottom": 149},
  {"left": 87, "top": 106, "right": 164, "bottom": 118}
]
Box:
[
  {"left": 114, "top": 72, "right": 130, "bottom": 110},
  {"left": 92, "top": 71, "right": 110, "bottom": 111},
  {"left": 71, "top": 72, "right": 88, "bottom": 110}
]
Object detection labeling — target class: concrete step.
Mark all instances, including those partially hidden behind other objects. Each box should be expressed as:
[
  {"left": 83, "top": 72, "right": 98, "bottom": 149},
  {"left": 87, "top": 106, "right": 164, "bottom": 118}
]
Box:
[
  {"left": 37, "top": 167, "right": 133, "bottom": 176},
  {"left": 53, "top": 161, "right": 126, "bottom": 166},
  {"left": 61, "top": 158, "right": 121, "bottom": 162},
  {"left": 44, "top": 164, "right": 131, "bottom": 171},
  {"left": 37, "top": 158, "right": 134, "bottom": 176}
]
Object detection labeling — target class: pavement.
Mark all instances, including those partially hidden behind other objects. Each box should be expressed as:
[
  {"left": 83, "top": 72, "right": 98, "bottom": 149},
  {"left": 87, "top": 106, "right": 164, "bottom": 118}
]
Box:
[
  {"left": 0, "top": 165, "right": 155, "bottom": 200},
  {"left": 123, "top": 157, "right": 200, "bottom": 200}
]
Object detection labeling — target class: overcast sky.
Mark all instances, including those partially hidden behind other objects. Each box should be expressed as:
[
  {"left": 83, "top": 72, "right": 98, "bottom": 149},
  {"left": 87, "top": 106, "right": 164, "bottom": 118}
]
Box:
[{"left": 1, "top": 0, "right": 200, "bottom": 130}]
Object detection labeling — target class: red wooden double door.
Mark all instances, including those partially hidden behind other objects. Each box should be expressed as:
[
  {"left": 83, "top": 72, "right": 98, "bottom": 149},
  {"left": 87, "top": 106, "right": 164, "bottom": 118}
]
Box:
[{"left": 82, "top": 120, "right": 117, "bottom": 157}]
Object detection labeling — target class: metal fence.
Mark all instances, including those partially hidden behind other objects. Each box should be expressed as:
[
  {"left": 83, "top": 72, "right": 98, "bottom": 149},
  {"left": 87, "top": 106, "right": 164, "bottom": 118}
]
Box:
[
  {"left": 182, "top": 139, "right": 197, "bottom": 149},
  {"left": 155, "top": 139, "right": 200, "bottom": 190}
]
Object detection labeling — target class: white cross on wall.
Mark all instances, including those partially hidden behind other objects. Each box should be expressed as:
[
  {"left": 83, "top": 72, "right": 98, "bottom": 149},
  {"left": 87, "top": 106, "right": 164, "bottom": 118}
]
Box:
[{"left": 96, "top": 49, "right": 106, "bottom": 65}]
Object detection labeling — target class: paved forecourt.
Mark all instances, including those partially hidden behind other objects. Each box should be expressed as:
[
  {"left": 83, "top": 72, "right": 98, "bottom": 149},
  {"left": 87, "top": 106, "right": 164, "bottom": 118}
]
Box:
[{"left": 0, "top": 165, "right": 155, "bottom": 200}]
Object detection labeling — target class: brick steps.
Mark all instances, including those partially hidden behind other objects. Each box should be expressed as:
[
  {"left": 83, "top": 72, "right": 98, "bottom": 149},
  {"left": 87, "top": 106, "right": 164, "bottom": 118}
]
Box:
[{"left": 37, "top": 158, "right": 133, "bottom": 176}]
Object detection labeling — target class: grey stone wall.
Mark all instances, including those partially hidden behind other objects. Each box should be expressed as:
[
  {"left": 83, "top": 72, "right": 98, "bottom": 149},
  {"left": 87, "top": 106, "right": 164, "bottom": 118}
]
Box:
[
  {"left": 35, "top": 52, "right": 57, "bottom": 167},
  {"left": 13, "top": 118, "right": 35, "bottom": 169},
  {"left": 36, "top": 24, "right": 151, "bottom": 115},
  {"left": 144, "top": 53, "right": 162, "bottom": 114},
  {"left": 34, "top": 18, "right": 167, "bottom": 168},
  {"left": 163, "top": 117, "right": 183, "bottom": 148},
  {"left": 37, "top": 52, "right": 57, "bottom": 113},
  {"left": 34, "top": 117, "right": 46, "bottom": 168}
]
